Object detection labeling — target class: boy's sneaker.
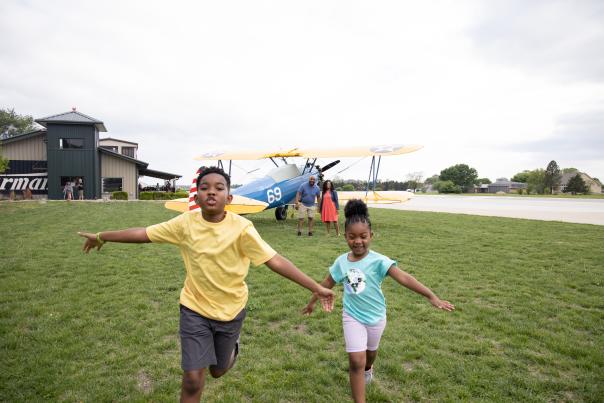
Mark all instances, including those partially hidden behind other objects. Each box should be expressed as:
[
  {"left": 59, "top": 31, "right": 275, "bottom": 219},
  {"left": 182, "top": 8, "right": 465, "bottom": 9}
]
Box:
[
  {"left": 364, "top": 367, "right": 373, "bottom": 384},
  {"left": 297, "top": 231, "right": 302, "bottom": 236},
  {"left": 308, "top": 232, "right": 313, "bottom": 236}
]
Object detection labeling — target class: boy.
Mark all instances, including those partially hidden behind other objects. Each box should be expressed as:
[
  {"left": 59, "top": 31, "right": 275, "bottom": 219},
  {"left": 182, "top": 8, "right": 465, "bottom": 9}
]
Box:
[{"left": 79, "top": 166, "right": 334, "bottom": 402}]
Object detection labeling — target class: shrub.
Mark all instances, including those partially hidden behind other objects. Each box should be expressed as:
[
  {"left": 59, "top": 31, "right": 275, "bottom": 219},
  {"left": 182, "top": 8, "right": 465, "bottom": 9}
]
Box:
[
  {"left": 436, "top": 180, "right": 462, "bottom": 194},
  {"left": 153, "top": 192, "right": 172, "bottom": 200},
  {"left": 139, "top": 192, "right": 154, "bottom": 200},
  {"left": 111, "top": 191, "right": 128, "bottom": 200},
  {"left": 342, "top": 184, "right": 355, "bottom": 191},
  {"left": 139, "top": 191, "right": 189, "bottom": 200},
  {"left": 172, "top": 191, "right": 189, "bottom": 199}
]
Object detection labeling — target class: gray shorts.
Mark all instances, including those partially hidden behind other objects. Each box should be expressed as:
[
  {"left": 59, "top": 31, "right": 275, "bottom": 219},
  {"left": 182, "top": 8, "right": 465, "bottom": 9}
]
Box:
[{"left": 179, "top": 304, "right": 246, "bottom": 371}]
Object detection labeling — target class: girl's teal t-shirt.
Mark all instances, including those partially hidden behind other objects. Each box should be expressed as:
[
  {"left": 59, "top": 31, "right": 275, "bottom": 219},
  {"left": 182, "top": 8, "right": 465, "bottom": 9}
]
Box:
[{"left": 329, "top": 250, "right": 396, "bottom": 325}]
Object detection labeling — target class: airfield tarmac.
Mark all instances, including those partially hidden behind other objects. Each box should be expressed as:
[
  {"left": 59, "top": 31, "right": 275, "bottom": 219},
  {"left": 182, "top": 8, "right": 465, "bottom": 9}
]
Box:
[{"left": 342, "top": 192, "right": 604, "bottom": 226}]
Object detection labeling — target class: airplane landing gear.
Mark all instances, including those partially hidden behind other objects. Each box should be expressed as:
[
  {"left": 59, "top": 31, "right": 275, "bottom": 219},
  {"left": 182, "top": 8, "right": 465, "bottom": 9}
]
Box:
[{"left": 275, "top": 205, "right": 288, "bottom": 221}]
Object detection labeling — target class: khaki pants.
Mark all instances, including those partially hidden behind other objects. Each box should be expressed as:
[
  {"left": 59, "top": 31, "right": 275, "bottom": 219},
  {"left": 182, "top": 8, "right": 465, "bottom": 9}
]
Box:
[{"left": 297, "top": 204, "right": 316, "bottom": 219}]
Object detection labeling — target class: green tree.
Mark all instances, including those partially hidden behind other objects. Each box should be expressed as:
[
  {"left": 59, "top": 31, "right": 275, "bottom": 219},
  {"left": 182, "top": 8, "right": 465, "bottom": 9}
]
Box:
[
  {"left": 477, "top": 177, "right": 491, "bottom": 184},
  {"left": 526, "top": 169, "right": 546, "bottom": 194},
  {"left": 0, "top": 148, "right": 8, "bottom": 173},
  {"left": 544, "top": 160, "right": 561, "bottom": 194},
  {"left": 0, "top": 108, "right": 36, "bottom": 138},
  {"left": 439, "top": 164, "right": 478, "bottom": 192},
  {"left": 564, "top": 173, "right": 588, "bottom": 195},
  {"left": 511, "top": 170, "right": 530, "bottom": 183}
]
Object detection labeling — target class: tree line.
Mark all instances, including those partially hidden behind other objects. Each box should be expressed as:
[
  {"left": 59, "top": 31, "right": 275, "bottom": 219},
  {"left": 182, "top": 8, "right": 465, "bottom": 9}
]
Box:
[{"left": 332, "top": 161, "right": 598, "bottom": 195}]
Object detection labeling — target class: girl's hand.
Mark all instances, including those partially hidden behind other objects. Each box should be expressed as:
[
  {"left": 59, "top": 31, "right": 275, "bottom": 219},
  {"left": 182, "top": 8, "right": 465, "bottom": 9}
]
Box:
[
  {"left": 430, "top": 296, "right": 455, "bottom": 312},
  {"left": 301, "top": 303, "right": 315, "bottom": 316},
  {"left": 78, "top": 232, "right": 104, "bottom": 253}
]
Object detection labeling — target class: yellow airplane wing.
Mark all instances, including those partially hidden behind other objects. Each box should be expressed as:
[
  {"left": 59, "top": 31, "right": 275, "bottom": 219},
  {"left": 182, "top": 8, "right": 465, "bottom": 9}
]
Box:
[
  {"left": 164, "top": 195, "right": 268, "bottom": 215},
  {"left": 195, "top": 150, "right": 276, "bottom": 161},
  {"left": 338, "top": 190, "right": 413, "bottom": 204},
  {"left": 194, "top": 144, "right": 422, "bottom": 160},
  {"left": 297, "top": 144, "right": 423, "bottom": 158}
]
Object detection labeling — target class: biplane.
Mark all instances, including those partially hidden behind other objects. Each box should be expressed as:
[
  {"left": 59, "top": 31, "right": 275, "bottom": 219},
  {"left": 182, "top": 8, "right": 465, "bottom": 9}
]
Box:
[{"left": 164, "top": 144, "right": 423, "bottom": 219}]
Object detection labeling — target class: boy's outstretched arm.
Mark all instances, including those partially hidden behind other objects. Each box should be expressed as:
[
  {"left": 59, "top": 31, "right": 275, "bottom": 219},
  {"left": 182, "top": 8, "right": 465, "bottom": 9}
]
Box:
[
  {"left": 302, "top": 274, "right": 335, "bottom": 316},
  {"left": 78, "top": 228, "right": 150, "bottom": 253},
  {"left": 265, "top": 254, "right": 334, "bottom": 312},
  {"left": 387, "top": 266, "right": 455, "bottom": 311}
]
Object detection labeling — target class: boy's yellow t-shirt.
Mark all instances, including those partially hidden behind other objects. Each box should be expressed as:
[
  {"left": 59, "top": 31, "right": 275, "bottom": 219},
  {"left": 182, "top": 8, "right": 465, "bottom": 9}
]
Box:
[{"left": 146, "top": 211, "right": 277, "bottom": 321}]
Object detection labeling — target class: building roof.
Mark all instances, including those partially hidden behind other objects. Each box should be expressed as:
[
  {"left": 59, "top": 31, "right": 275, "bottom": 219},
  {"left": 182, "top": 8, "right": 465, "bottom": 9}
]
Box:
[
  {"left": 0, "top": 128, "right": 46, "bottom": 144},
  {"left": 99, "top": 137, "right": 138, "bottom": 146},
  {"left": 35, "top": 110, "right": 107, "bottom": 132},
  {"left": 139, "top": 167, "right": 182, "bottom": 180},
  {"left": 560, "top": 171, "right": 589, "bottom": 185}
]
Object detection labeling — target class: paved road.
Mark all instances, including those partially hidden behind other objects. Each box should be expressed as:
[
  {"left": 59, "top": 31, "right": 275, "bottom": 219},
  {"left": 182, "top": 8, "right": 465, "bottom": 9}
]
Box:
[{"left": 345, "top": 193, "right": 604, "bottom": 226}]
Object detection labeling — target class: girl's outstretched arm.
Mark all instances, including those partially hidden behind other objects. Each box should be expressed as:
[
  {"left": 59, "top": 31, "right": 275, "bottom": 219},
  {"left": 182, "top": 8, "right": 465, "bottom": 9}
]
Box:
[
  {"left": 302, "top": 274, "right": 336, "bottom": 316},
  {"left": 388, "top": 266, "right": 455, "bottom": 311},
  {"left": 78, "top": 228, "right": 151, "bottom": 253},
  {"left": 265, "top": 254, "right": 334, "bottom": 312}
]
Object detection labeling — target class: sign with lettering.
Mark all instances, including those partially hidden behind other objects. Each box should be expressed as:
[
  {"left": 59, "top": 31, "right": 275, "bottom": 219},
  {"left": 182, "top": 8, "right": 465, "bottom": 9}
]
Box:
[{"left": 0, "top": 173, "right": 48, "bottom": 194}]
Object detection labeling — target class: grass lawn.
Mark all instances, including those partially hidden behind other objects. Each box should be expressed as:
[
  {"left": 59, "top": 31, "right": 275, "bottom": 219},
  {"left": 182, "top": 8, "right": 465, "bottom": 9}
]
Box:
[{"left": 1, "top": 201, "right": 602, "bottom": 402}]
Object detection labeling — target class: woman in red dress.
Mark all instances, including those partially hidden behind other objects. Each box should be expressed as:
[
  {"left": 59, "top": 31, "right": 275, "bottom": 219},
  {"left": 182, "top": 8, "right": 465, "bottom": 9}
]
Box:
[{"left": 320, "top": 180, "right": 340, "bottom": 236}]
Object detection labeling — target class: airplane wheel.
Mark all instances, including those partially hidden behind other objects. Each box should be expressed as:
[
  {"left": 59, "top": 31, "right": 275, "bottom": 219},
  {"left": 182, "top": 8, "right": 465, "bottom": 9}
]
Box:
[{"left": 275, "top": 206, "right": 288, "bottom": 221}]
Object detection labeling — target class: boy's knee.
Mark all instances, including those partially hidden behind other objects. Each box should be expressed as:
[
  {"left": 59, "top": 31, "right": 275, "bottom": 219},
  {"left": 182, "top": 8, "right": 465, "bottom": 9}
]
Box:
[{"left": 182, "top": 371, "right": 203, "bottom": 395}]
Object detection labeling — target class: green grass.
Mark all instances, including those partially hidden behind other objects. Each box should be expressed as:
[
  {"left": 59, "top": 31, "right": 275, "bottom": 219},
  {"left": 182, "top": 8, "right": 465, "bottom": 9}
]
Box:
[{"left": 1, "top": 201, "right": 603, "bottom": 402}]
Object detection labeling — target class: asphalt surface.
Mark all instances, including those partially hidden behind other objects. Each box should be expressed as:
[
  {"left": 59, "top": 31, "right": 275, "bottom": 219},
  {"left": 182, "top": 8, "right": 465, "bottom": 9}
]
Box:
[{"left": 345, "top": 193, "right": 604, "bottom": 226}]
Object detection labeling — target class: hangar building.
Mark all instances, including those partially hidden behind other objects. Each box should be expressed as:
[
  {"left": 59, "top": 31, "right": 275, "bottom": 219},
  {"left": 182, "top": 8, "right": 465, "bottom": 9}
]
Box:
[{"left": 0, "top": 109, "right": 181, "bottom": 200}]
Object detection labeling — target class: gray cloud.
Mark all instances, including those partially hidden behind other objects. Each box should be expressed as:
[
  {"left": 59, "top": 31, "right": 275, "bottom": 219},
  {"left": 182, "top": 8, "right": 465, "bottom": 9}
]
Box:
[
  {"left": 469, "top": 0, "right": 604, "bottom": 83},
  {"left": 506, "top": 108, "right": 604, "bottom": 160}
]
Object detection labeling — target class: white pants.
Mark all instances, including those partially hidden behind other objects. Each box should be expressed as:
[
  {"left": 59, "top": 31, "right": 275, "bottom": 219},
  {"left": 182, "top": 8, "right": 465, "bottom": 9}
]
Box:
[{"left": 342, "top": 311, "right": 387, "bottom": 353}]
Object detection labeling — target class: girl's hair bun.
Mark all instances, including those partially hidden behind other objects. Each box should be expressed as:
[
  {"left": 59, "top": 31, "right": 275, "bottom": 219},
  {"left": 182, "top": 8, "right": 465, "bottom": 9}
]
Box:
[{"left": 344, "top": 199, "right": 368, "bottom": 219}]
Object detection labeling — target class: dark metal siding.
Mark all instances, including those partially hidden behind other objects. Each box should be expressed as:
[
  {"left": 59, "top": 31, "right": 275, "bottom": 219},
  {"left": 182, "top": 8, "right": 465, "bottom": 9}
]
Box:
[{"left": 46, "top": 124, "right": 98, "bottom": 199}]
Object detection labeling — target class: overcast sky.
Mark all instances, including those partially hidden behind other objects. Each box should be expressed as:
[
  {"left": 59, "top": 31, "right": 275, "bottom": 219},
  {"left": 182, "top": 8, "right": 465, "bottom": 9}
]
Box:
[{"left": 1, "top": 0, "right": 603, "bottom": 185}]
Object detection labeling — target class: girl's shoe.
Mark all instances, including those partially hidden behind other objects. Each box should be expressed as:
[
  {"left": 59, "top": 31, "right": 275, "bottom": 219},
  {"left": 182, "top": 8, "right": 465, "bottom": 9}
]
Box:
[{"left": 364, "top": 367, "right": 373, "bottom": 384}]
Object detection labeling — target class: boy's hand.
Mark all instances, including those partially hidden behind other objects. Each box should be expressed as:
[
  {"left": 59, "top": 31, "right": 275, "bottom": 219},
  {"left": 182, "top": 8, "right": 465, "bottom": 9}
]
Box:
[
  {"left": 301, "top": 303, "right": 315, "bottom": 316},
  {"left": 315, "top": 286, "right": 334, "bottom": 312},
  {"left": 429, "top": 296, "right": 455, "bottom": 312},
  {"left": 78, "top": 232, "right": 104, "bottom": 253}
]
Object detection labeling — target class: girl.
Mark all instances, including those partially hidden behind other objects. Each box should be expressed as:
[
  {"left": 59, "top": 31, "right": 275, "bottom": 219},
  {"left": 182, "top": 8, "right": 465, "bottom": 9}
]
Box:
[
  {"left": 319, "top": 179, "right": 340, "bottom": 236},
  {"left": 63, "top": 180, "right": 73, "bottom": 201},
  {"left": 303, "top": 199, "right": 454, "bottom": 403}
]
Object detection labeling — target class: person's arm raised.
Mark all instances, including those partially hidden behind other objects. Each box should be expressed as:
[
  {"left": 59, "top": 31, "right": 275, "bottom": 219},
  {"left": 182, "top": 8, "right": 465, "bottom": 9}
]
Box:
[
  {"left": 78, "top": 228, "right": 150, "bottom": 253},
  {"left": 388, "top": 265, "right": 454, "bottom": 311},
  {"left": 265, "top": 254, "right": 334, "bottom": 312}
]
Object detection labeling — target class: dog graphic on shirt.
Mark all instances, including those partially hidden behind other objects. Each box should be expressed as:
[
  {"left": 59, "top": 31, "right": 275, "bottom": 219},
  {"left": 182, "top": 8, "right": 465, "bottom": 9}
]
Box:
[{"left": 344, "top": 268, "right": 366, "bottom": 294}]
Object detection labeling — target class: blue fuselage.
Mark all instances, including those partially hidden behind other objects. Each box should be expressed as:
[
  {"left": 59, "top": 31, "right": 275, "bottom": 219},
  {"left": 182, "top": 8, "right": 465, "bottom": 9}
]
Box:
[{"left": 232, "top": 166, "right": 319, "bottom": 209}]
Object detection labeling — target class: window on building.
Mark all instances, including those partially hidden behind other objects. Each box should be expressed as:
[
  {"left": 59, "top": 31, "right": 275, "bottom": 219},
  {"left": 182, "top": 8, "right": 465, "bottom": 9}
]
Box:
[
  {"left": 122, "top": 147, "right": 135, "bottom": 158},
  {"left": 102, "top": 177, "right": 123, "bottom": 193},
  {"left": 61, "top": 176, "right": 76, "bottom": 187},
  {"left": 59, "top": 138, "right": 84, "bottom": 149},
  {"left": 33, "top": 161, "right": 48, "bottom": 171},
  {"left": 100, "top": 145, "right": 118, "bottom": 153}
]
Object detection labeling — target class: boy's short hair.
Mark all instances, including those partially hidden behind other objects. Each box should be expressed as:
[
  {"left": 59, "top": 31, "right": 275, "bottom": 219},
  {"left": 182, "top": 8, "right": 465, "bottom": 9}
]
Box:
[{"left": 197, "top": 166, "right": 231, "bottom": 190}]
